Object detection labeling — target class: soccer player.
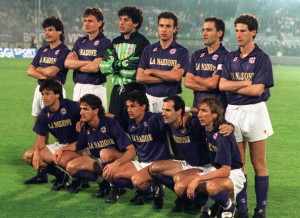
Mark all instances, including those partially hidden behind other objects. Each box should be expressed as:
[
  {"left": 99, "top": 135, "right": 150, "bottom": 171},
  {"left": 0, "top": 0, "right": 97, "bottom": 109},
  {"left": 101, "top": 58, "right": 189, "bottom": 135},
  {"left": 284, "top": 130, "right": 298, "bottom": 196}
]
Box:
[
  {"left": 136, "top": 11, "right": 189, "bottom": 112},
  {"left": 184, "top": 17, "right": 229, "bottom": 111},
  {"left": 100, "top": 6, "right": 150, "bottom": 120},
  {"left": 23, "top": 79, "right": 81, "bottom": 191},
  {"left": 53, "top": 94, "right": 136, "bottom": 196},
  {"left": 65, "top": 7, "right": 111, "bottom": 110},
  {"left": 219, "top": 14, "right": 274, "bottom": 218},
  {"left": 174, "top": 97, "right": 245, "bottom": 218}
]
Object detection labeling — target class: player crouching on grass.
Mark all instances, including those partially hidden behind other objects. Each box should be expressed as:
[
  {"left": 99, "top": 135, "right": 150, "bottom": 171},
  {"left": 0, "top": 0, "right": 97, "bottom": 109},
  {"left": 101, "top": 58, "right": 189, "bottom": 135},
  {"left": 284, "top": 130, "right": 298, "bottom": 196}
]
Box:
[
  {"left": 174, "top": 97, "right": 245, "bottom": 218},
  {"left": 53, "top": 94, "right": 136, "bottom": 197},
  {"left": 23, "top": 79, "right": 81, "bottom": 191}
]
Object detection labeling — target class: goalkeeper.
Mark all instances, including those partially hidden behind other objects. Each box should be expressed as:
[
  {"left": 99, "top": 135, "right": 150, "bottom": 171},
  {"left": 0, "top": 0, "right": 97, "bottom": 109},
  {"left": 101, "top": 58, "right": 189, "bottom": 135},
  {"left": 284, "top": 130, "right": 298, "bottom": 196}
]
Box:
[{"left": 100, "top": 6, "right": 150, "bottom": 119}]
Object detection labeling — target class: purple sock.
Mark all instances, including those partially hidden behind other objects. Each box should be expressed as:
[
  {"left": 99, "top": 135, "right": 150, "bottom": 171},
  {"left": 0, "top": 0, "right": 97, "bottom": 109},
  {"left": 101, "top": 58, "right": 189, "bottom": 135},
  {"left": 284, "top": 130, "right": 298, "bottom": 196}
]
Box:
[
  {"left": 255, "top": 175, "right": 269, "bottom": 213},
  {"left": 73, "top": 170, "right": 97, "bottom": 182},
  {"left": 210, "top": 191, "right": 231, "bottom": 208},
  {"left": 142, "top": 181, "right": 155, "bottom": 194},
  {"left": 153, "top": 175, "right": 174, "bottom": 191},
  {"left": 113, "top": 178, "right": 133, "bottom": 189},
  {"left": 236, "top": 174, "right": 248, "bottom": 212}
]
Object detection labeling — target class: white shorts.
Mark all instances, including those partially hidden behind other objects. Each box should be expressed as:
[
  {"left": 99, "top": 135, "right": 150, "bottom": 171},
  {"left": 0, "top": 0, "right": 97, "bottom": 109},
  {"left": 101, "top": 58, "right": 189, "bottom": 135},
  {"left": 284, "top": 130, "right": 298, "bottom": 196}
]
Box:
[
  {"left": 32, "top": 85, "right": 66, "bottom": 116},
  {"left": 146, "top": 93, "right": 166, "bottom": 113},
  {"left": 131, "top": 160, "right": 152, "bottom": 171},
  {"left": 225, "top": 102, "right": 274, "bottom": 142},
  {"left": 46, "top": 142, "right": 66, "bottom": 154},
  {"left": 81, "top": 148, "right": 103, "bottom": 167},
  {"left": 179, "top": 160, "right": 216, "bottom": 173},
  {"left": 73, "top": 83, "right": 107, "bottom": 112}
]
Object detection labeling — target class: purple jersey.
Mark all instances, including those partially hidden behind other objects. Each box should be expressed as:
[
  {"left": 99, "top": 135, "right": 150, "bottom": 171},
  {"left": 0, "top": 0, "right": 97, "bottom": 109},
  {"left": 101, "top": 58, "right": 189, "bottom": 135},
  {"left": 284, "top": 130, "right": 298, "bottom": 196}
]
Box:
[
  {"left": 221, "top": 45, "right": 274, "bottom": 105},
  {"left": 188, "top": 44, "right": 229, "bottom": 108},
  {"left": 76, "top": 116, "right": 132, "bottom": 158},
  {"left": 33, "top": 99, "right": 80, "bottom": 144},
  {"left": 31, "top": 43, "right": 70, "bottom": 85},
  {"left": 128, "top": 112, "right": 172, "bottom": 162},
  {"left": 72, "top": 32, "right": 111, "bottom": 85},
  {"left": 138, "top": 41, "right": 189, "bottom": 97},
  {"left": 206, "top": 125, "right": 242, "bottom": 169},
  {"left": 169, "top": 117, "right": 210, "bottom": 166}
]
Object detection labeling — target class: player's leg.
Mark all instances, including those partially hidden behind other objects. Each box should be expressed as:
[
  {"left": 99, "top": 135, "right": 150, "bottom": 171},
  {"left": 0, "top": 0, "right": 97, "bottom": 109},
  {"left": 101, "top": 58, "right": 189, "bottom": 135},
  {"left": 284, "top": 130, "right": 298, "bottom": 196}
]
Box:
[
  {"left": 249, "top": 139, "right": 268, "bottom": 218},
  {"left": 149, "top": 160, "right": 183, "bottom": 177},
  {"left": 173, "top": 168, "right": 201, "bottom": 183}
]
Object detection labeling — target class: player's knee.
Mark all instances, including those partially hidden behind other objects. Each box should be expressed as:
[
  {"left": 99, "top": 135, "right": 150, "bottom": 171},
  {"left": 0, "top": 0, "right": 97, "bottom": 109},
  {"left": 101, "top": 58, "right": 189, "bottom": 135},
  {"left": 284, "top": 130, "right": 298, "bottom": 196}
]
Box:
[
  {"left": 251, "top": 158, "right": 267, "bottom": 174},
  {"left": 205, "top": 181, "right": 219, "bottom": 195},
  {"left": 131, "top": 174, "right": 142, "bottom": 188},
  {"left": 174, "top": 181, "right": 186, "bottom": 196},
  {"left": 149, "top": 162, "right": 160, "bottom": 176},
  {"left": 23, "top": 149, "right": 33, "bottom": 164},
  {"left": 99, "top": 149, "right": 114, "bottom": 163},
  {"left": 173, "top": 173, "right": 183, "bottom": 183},
  {"left": 65, "top": 161, "right": 79, "bottom": 175}
]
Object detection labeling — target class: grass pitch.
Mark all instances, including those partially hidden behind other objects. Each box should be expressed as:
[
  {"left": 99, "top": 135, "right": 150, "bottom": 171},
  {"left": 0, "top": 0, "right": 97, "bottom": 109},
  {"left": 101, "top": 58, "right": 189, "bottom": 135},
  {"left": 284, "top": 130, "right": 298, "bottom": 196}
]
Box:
[{"left": 0, "top": 58, "right": 299, "bottom": 217}]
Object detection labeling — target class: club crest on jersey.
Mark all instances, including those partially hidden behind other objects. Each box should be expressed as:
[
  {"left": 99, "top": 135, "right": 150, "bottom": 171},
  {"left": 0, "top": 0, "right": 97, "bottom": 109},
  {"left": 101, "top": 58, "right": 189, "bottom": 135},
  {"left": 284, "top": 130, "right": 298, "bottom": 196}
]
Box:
[
  {"left": 233, "top": 57, "right": 238, "bottom": 62},
  {"left": 170, "top": 48, "right": 176, "bottom": 54},
  {"left": 180, "top": 128, "right": 186, "bottom": 133},
  {"left": 143, "top": 122, "right": 148, "bottom": 127},
  {"left": 153, "top": 47, "right": 158, "bottom": 52},
  {"left": 101, "top": 126, "right": 107, "bottom": 133},
  {"left": 55, "top": 50, "right": 60, "bottom": 55},
  {"left": 213, "top": 133, "right": 218, "bottom": 140},
  {"left": 47, "top": 112, "right": 50, "bottom": 117},
  {"left": 87, "top": 130, "right": 90, "bottom": 135},
  {"left": 61, "top": 108, "right": 67, "bottom": 115},
  {"left": 43, "top": 48, "right": 48, "bottom": 52},
  {"left": 128, "top": 45, "right": 133, "bottom": 51},
  {"left": 116, "top": 44, "right": 120, "bottom": 49},
  {"left": 249, "top": 57, "right": 256, "bottom": 64},
  {"left": 200, "top": 53, "right": 205, "bottom": 58},
  {"left": 212, "top": 54, "right": 219, "bottom": 60},
  {"left": 131, "top": 125, "right": 136, "bottom": 129},
  {"left": 94, "top": 40, "right": 99, "bottom": 46}
]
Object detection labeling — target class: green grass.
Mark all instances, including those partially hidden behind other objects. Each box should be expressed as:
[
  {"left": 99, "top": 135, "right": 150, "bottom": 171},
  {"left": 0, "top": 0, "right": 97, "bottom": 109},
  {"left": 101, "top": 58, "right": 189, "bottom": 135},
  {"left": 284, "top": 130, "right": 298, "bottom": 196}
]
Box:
[{"left": 0, "top": 58, "right": 299, "bottom": 217}]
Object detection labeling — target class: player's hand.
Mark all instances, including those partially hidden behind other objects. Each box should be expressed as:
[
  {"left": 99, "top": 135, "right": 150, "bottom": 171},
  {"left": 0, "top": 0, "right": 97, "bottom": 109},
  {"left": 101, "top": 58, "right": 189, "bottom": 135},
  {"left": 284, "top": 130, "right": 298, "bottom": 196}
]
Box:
[
  {"left": 103, "top": 161, "right": 120, "bottom": 182},
  {"left": 186, "top": 177, "right": 201, "bottom": 199},
  {"left": 144, "top": 69, "right": 152, "bottom": 75},
  {"left": 102, "top": 48, "right": 118, "bottom": 62},
  {"left": 76, "top": 120, "right": 84, "bottom": 132},
  {"left": 180, "top": 112, "right": 191, "bottom": 128},
  {"left": 219, "top": 123, "right": 234, "bottom": 136},
  {"left": 53, "top": 148, "right": 63, "bottom": 165},
  {"left": 32, "top": 150, "right": 42, "bottom": 170},
  {"left": 113, "top": 56, "right": 140, "bottom": 71},
  {"left": 244, "top": 80, "right": 252, "bottom": 86},
  {"left": 67, "top": 51, "right": 79, "bottom": 60}
]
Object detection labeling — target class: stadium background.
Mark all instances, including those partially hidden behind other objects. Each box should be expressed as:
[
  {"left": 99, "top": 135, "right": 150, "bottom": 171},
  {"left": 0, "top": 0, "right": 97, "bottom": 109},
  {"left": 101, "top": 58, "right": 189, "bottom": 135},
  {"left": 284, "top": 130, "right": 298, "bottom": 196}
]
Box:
[{"left": 0, "top": 0, "right": 300, "bottom": 217}]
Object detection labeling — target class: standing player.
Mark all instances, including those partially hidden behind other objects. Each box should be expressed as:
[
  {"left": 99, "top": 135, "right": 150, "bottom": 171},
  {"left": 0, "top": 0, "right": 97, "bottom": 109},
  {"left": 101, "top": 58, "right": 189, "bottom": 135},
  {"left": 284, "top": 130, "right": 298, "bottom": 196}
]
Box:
[
  {"left": 65, "top": 7, "right": 111, "bottom": 110},
  {"left": 184, "top": 17, "right": 229, "bottom": 111},
  {"left": 174, "top": 97, "right": 245, "bottom": 218},
  {"left": 219, "top": 14, "right": 274, "bottom": 218},
  {"left": 100, "top": 6, "right": 150, "bottom": 120},
  {"left": 136, "top": 11, "right": 189, "bottom": 112},
  {"left": 25, "top": 16, "right": 70, "bottom": 184},
  {"left": 23, "top": 79, "right": 81, "bottom": 191},
  {"left": 54, "top": 94, "right": 136, "bottom": 196}
]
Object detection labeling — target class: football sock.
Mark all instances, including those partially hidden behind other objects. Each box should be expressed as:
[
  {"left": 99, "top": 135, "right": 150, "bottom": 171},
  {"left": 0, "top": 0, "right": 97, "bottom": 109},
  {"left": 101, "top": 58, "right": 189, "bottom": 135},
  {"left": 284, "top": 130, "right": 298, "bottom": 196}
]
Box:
[
  {"left": 236, "top": 174, "right": 248, "bottom": 212},
  {"left": 142, "top": 181, "right": 156, "bottom": 194},
  {"left": 210, "top": 190, "right": 231, "bottom": 209},
  {"left": 113, "top": 178, "right": 134, "bottom": 189},
  {"left": 45, "top": 164, "right": 63, "bottom": 178},
  {"left": 73, "top": 170, "right": 97, "bottom": 182},
  {"left": 255, "top": 175, "right": 269, "bottom": 214},
  {"left": 153, "top": 175, "right": 174, "bottom": 191}
]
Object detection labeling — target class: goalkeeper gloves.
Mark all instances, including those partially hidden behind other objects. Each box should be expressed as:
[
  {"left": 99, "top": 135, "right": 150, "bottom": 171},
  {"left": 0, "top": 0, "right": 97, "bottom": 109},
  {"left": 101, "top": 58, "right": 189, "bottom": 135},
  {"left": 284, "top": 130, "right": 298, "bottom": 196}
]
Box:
[
  {"left": 102, "top": 48, "right": 118, "bottom": 62},
  {"left": 113, "top": 56, "right": 140, "bottom": 71}
]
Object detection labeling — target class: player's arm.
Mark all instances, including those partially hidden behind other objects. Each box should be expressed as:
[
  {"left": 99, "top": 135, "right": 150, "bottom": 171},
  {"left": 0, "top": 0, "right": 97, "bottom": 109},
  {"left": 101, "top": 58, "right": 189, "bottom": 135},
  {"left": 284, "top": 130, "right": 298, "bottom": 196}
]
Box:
[
  {"left": 32, "top": 134, "right": 47, "bottom": 170},
  {"left": 186, "top": 165, "right": 231, "bottom": 199},
  {"left": 184, "top": 72, "right": 211, "bottom": 91},
  {"left": 78, "top": 57, "right": 102, "bottom": 73},
  {"left": 194, "top": 71, "right": 220, "bottom": 90},
  {"left": 235, "top": 84, "right": 265, "bottom": 96},
  {"left": 219, "top": 78, "right": 252, "bottom": 92},
  {"left": 27, "top": 65, "right": 47, "bottom": 80},
  {"left": 53, "top": 142, "right": 77, "bottom": 165},
  {"left": 136, "top": 67, "right": 164, "bottom": 84},
  {"left": 145, "top": 64, "right": 184, "bottom": 82},
  {"left": 115, "top": 144, "right": 136, "bottom": 166},
  {"left": 64, "top": 51, "right": 90, "bottom": 69},
  {"left": 36, "top": 66, "right": 60, "bottom": 78}
]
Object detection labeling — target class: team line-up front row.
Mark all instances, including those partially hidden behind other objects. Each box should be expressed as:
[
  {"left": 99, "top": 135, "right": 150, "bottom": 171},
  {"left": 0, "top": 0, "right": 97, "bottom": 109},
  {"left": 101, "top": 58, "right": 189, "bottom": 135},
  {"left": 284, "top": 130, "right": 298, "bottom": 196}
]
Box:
[{"left": 24, "top": 5, "right": 274, "bottom": 218}]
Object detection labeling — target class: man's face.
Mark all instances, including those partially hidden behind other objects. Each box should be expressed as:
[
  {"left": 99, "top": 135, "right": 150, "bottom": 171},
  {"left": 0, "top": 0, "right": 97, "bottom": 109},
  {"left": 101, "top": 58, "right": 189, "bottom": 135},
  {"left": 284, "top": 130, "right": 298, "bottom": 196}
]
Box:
[
  {"left": 162, "top": 100, "right": 180, "bottom": 124},
  {"left": 235, "top": 23, "right": 256, "bottom": 47},
  {"left": 202, "top": 21, "right": 221, "bottom": 46},
  {"left": 158, "top": 18, "right": 176, "bottom": 42},
  {"left": 119, "top": 15, "right": 138, "bottom": 35},
  {"left": 83, "top": 15, "right": 102, "bottom": 34},
  {"left": 197, "top": 103, "right": 216, "bottom": 129},
  {"left": 44, "top": 26, "right": 61, "bottom": 43},
  {"left": 126, "top": 100, "right": 145, "bottom": 121},
  {"left": 80, "top": 102, "right": 97, "bottom": 123},
  {"left": 41, "top": 89, "right": 59, "bottom": 107}
]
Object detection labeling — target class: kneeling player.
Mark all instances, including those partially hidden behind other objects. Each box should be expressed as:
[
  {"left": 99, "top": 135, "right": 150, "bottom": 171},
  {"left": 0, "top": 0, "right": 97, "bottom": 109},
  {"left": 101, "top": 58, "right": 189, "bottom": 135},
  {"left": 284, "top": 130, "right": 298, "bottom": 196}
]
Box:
[
  {"left": 54, "top": 94, "right": 136, "bottom": 196},
  {"left": 174, "top": 97, "right": 245, "bottom": 218}
]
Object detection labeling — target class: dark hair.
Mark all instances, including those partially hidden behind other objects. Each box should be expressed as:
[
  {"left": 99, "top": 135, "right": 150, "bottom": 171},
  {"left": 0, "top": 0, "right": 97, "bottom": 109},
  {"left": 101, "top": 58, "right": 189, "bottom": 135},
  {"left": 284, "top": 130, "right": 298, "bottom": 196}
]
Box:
[
  {"left": 118, "top": 6, "right": 143, "bottom": 30},
  {"left": 39, "top": 79, "right": 63, "bottom": 100},
  {"left": 79, "top": 94, "right": 105, "bottom": 119},
  {"left": 204, "top": 17, "right": 225, "bottom": 41},
  {"left": 163, "top": 95, "right": 185, "bottom": 116},
  {"left": 158, "top": 11, "right": 179, "bottom": 40},
  {"left": 198, "top": 97, "right": 224, "bottom": 126},
  {"left": 234, "top": 14, "right": 259, "bottom": 39},
  {"left": 42, "top": 16, "right": 65, "bottom": 41},
  {"left": 125, "top": 90, "right": 149, "bottom": 112},
  {"left": 84, "top": 7, "right": 105, "bottom": 32}
]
